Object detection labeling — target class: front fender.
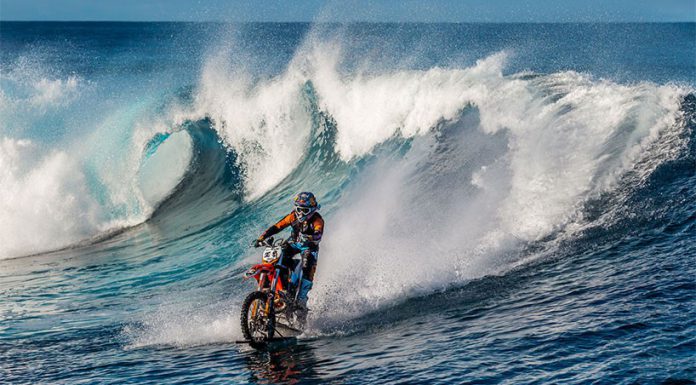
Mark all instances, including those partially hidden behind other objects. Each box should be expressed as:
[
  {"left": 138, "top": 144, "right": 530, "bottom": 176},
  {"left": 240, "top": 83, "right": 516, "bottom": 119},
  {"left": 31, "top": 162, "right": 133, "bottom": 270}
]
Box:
[{"left": 243, "top": 263, "right": 277, "bottom": 281}]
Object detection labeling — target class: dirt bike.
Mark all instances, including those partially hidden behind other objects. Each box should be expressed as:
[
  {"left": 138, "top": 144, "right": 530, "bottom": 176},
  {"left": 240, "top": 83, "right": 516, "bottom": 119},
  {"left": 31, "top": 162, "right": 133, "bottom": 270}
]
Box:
[{"left": 240, "top": 237, "right": 308, "bottom": 344}]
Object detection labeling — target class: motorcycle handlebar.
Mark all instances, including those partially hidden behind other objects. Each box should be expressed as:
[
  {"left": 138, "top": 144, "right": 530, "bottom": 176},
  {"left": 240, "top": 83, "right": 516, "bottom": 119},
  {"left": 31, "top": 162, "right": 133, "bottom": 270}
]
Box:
[
  {"left": 252, "top": 237, "right": 310, "bottom": 250},
  {"left": 253, "top": 237, "right": 275, "bottom": 248}
]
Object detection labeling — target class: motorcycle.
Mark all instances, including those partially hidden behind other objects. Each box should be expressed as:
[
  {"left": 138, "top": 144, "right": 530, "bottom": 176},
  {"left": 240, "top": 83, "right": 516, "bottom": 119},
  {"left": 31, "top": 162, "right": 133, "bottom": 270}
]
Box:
[{"left": 240, "top": 237, "right": 308, "bottom": 344}]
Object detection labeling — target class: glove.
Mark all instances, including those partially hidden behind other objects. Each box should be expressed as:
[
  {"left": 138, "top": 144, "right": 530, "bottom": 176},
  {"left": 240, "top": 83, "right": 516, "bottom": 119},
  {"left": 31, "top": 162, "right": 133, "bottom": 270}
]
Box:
[
  {"left": 301, "top": 249, "right": 313, "bottom": 268},
  {"left": 252, "top": 238, "right": 264, "bottom": 248},
  {"left": 299, "top": 233, "right": 312, "bottom": 243}
]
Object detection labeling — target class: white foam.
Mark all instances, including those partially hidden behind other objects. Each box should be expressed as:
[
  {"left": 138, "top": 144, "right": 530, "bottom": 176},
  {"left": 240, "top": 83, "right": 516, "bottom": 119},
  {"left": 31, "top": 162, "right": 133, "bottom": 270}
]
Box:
[
  {"left": 29, "top": 76, "right": 80, "bottom": 107},
  {"left": 0, "top": 138, "right": 102, "bottom": 258},
  {"left": 303, "top": 50, "right": 689, "bottom": 324},
  {"left": 0, "top": 56, "right": 82, "bottom": 114},
  {"left": 124, "top": 302, "right": 242, "bottom": 348},
  {"left": 314, "top": 51, "right": 511, "bottom": 159},
  {"left": 184, "top": 48, "right": 313, "bottom": 199}
]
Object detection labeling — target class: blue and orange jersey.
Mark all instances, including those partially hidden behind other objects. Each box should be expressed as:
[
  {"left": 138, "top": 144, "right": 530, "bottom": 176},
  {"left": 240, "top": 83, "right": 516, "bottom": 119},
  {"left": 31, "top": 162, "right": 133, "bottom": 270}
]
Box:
[{"left": 261, "top": 212, "right": 324, "bottom": 244}]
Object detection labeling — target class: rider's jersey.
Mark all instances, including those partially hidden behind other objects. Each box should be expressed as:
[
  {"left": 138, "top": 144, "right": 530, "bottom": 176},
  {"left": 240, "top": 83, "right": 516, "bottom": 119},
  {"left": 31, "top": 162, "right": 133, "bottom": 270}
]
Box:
[{"left": 261, "top": 212, "right": 324, "bottom": 246}]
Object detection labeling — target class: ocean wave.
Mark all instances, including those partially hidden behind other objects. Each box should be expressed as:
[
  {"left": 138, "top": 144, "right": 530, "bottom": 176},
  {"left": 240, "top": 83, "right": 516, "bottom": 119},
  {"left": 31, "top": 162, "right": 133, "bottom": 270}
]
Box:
[
  {"left": 0, "top": 29, "right": 692, "bottom": 283},
  {"left": 129, "top": 39, "right": 693, "bottom": 334}
]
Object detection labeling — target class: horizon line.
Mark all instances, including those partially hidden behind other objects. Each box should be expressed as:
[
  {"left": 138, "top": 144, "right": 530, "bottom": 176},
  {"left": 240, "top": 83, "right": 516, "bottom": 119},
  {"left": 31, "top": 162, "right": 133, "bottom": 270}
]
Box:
[{"left": 2, "top": 20, "right": 695, "bottom": 24}]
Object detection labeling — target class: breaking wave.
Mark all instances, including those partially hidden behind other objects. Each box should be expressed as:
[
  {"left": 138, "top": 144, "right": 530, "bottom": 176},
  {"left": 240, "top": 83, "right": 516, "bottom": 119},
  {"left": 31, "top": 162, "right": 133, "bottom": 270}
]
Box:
[{"left": 1, "top": 28, "right": 693, "bottom": 341}]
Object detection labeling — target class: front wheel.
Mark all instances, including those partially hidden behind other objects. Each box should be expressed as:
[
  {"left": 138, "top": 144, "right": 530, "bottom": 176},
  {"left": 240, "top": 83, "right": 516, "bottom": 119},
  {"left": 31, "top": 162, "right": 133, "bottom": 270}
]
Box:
[{"left": 240, "top": 291, "right": 275, "bottom": 343}]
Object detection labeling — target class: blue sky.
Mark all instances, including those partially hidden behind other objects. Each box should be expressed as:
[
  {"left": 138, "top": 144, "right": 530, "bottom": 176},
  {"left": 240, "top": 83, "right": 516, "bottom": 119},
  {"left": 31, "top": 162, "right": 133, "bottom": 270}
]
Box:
[{"left": 1, "top": 0, "right": 694, "bottom": 22}]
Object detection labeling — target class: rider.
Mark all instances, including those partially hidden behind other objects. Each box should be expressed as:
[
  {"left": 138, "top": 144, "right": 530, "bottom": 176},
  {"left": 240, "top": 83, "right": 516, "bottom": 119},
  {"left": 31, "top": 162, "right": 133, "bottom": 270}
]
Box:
[{"left": 254, "top": 192, "right": 323, "bottom": 311}]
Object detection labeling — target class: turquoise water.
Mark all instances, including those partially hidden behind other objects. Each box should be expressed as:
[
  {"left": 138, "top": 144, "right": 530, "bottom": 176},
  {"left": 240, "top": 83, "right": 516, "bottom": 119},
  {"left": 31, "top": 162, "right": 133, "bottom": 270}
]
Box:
[{"left": 1, "top": 22, "right": 695, "bottom": 384}]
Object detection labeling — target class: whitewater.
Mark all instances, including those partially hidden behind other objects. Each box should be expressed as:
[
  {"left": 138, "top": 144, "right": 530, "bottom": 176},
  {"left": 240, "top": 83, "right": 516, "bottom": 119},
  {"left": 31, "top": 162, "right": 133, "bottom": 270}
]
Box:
[{"left": 1, "top": 22, "right": 694, "bottom": 384}]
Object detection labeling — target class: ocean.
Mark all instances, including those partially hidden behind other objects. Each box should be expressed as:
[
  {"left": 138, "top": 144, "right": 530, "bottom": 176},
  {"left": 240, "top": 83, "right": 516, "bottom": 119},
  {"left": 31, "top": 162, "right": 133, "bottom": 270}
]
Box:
[{"left": 1, "top": 22, "right": 694, "bottom": 384}]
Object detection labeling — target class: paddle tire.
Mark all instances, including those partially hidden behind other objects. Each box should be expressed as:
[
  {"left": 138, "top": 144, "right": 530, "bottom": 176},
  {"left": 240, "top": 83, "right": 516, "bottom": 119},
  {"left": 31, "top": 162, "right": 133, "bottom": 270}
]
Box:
[{"left": 240, "top": 291, "right": 275, "bottom": 344}]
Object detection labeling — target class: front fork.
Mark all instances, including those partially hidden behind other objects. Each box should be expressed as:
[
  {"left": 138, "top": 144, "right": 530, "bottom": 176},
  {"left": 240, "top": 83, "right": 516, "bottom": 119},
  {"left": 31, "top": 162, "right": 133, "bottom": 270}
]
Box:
[
  {"left": 252, "top": 259, "right": 303, "bottom": 318},
  {"left": 258, "top": 273, "right": 277, "bottom": 319},
  {"left": 252, "top": 273, "right": 274, "bottom": 319}
]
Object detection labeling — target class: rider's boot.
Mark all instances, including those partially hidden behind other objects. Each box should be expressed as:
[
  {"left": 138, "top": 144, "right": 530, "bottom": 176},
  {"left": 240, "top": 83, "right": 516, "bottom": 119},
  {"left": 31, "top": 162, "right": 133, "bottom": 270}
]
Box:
[
  {"left": 295, "top": 279, "right": 313, "bottom": 327},
  {"left": 297, "top": 279, "right": 313, "bottom": 307}
]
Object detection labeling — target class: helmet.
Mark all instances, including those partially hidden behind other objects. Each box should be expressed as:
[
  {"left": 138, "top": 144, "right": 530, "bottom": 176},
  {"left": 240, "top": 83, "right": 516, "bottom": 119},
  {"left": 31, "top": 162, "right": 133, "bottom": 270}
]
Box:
[{"left": 294, "top": 191, "right": 320, "bottom": 221}]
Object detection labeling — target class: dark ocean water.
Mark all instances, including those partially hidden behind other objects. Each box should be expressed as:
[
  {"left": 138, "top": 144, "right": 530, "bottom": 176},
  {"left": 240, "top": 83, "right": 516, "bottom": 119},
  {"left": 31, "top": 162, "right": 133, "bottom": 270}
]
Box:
[{"left": 0, "top": 22, "right": 695, "bottom": 384}]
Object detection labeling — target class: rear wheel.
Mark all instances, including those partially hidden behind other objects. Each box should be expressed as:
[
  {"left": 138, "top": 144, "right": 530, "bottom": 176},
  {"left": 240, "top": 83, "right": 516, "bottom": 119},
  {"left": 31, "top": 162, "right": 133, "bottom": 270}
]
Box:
[{"left": 240, "top": 291, "right": 275, "bottom": 343}]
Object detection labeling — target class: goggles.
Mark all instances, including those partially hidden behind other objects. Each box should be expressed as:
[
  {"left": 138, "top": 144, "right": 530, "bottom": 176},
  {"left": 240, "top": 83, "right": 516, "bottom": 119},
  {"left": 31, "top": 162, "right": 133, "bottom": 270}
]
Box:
[{"left": 295, "top": 206, "right": 313, "bottom": 215}]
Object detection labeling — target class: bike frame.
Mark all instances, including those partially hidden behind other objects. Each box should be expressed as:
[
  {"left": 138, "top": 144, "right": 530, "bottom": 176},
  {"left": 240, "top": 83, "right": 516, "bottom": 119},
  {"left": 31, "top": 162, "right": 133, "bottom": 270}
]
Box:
[{"left": 246, "top": 242, "right": 309, "bottom": 303}]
